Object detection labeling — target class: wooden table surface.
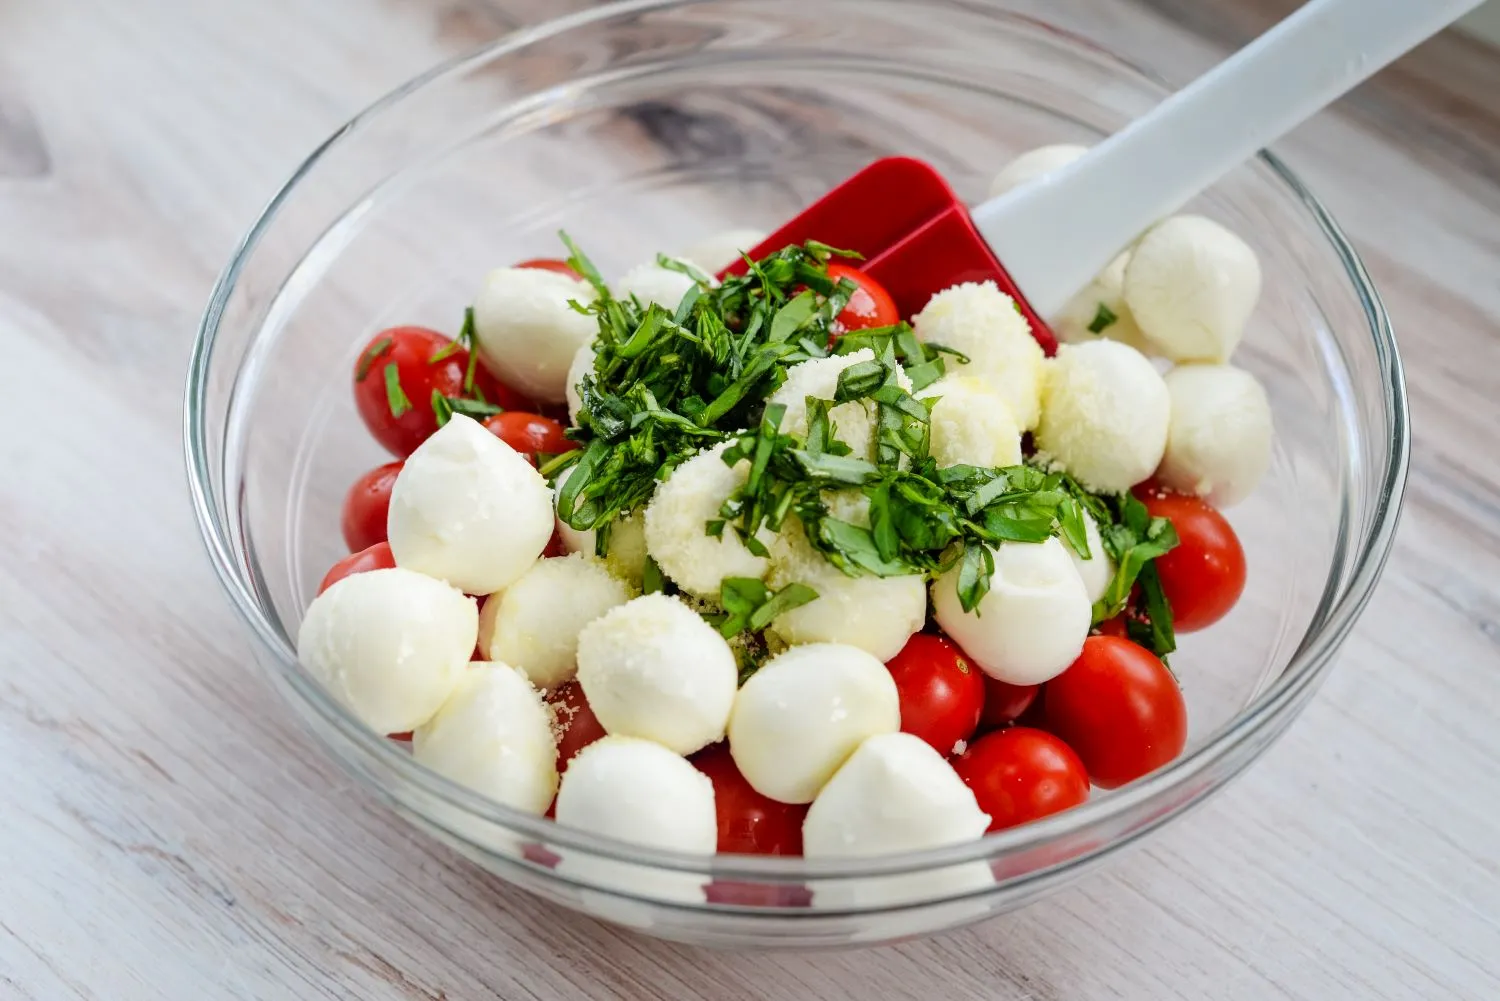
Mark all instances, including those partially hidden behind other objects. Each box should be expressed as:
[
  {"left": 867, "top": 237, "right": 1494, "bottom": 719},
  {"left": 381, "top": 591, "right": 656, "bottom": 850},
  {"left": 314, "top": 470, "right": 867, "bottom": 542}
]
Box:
[{"left": 3, "top": 1, "right": 1498, "bottom": 997}]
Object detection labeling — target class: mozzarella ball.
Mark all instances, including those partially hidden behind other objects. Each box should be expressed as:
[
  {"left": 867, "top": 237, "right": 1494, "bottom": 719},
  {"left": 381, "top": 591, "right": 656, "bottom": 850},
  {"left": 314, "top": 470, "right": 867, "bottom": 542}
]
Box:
[
  {"left": 768, "top": 349, "right": 912, "bottom": 462},
  {"left": 729, "top": 643, "right": 900, "bottom": 804},
  {"left": 912, "top": 282, "right": 1045, "bottom": 430},
  {"left": 804, "top": 732, "right": 989, "bottom": 857},
  {"left": 297, "top": 567, "right": 476, "bottom": 734},
  {"left": 576, "top": 594, "right": 738, "bottom": 755},
  {"left": 1158, "top": 364, "right": 1273, "bottom": 507},
  {"left": 472, "top": 266, "right": 598, "bottom": 403},
  {"left": 678, "top": 228, "right": 767, "bottom": 274},
  {"left": 477, "top": 554, "right": 633, "bottom": 690},
  {"left": 615, "top": 261, "right": 703, "bottom": 311},
  {"left": 555, "top": 736, "right": 717, "bottom": 852},
  {"left": 1066, "top": 510, "right": 1115, "bottom": 605},
  {"left": 765, "top": 516, "right": 925, "bottom": 662},
  {"left": 1124, "top": 215, "right": 1262, "bottom": 363},
  {"left": 988, "top": 143, "right": 1088, "bottom": 198},
  {"left": 643, "top": 441, "right": 770, "bottom": 597},
  {"left": 412, "top": 665, "right": 558, "bottom": 813},
  {"left": 932, "top": 538, "right": 1091, "bottom": 685},
  {"left": 553, "top": 465, "right": 648, "bottom": 587},
  {"left": 387, "top": 414, "right": 554, "bottom": 595},
  {"left": 805, "top": 729, "right": 995, "bottom": 909},
  {"left": 1052, "top": 252, "right": 1153, "bottom": 353},
  {"left": 565, "top": 342, "right": 595, "bottom": 425},
  {"left": 918, "top": 376, "right": 1024, "bottom": 469},
  {"left": 1035, "top": 340, "right": 1170, "bottom": 493}
]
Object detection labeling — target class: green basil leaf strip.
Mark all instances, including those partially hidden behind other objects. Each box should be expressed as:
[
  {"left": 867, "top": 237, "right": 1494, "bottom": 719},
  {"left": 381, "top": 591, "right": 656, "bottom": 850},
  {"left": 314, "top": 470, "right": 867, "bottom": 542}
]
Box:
[{"left": 747, "top": 582, "right": 820, "bottom": 633}]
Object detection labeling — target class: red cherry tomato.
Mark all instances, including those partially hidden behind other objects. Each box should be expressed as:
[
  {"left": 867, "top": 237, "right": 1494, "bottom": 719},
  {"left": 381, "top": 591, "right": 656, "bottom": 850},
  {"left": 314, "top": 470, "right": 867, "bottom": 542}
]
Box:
[
  {"left": 1137, "top": 488, "right": 1247, "bottom": 632},
  {"left": 517, "top": 257, "right": 583, "bottom": 280},
  {"left": 542, "top": 530, "right": 567, "bottom": 559},
  {"left": 483, "top": 412, "right": 577, "bottom": 462},
  {"left": 352, "top": 326, "right": 532, "bottom": 458},
  {"left": 1094, "top": 613, "right": 1131, "bottom": 639},
  {"left": 979, "top": 675, "right": 1039, "bottom": 730},
  {"left": 340, "top": 461, "right": 402, "bottom": 553},
  {"left": 547, "top": 681, "right": 607, "bottom": 769},
  {"left": 317, "top": 541, "right": 395, "bottom": 595},
  {"left": 952, "top": 728, "right": 1090, "bottom": 832},
  {"left": 692, "top": 743, "right": 806, "bottom": 856},
  {"left": 885, "top": 634, "right": 985, "bottom": 755},
  {"left": 827, "top": 263, "right": 899, "bottom": 334},
  {"left": 1043, "top": 636, "right": 1188, "bottom": 789}
]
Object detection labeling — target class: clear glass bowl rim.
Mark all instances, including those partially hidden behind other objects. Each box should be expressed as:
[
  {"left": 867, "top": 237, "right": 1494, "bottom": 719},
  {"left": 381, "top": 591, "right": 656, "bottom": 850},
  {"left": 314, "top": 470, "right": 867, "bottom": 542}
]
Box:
[{"left": 183, "top": 0, "right": 1411, "bottom": 883}]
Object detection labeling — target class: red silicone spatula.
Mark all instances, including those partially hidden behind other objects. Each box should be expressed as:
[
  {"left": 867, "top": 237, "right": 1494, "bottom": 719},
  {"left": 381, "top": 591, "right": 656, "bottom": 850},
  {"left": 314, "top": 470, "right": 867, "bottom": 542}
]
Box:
[{"left": 726, "top": 0, "right": 1479, "bottom": 354}]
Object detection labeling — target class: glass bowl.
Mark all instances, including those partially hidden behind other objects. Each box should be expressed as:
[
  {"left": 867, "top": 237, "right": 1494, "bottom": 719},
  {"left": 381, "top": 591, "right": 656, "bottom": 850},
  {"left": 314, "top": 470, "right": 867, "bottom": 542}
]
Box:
[{"left": 185, "top": 0, "right": 1408, "bottom": 949}]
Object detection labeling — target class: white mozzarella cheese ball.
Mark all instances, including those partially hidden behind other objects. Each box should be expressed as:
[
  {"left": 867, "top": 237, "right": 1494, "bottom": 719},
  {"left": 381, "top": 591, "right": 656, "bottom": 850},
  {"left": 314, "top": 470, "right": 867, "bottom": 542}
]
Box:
[
  {"left": 477, "top": 554, "right": 633, "bottom": 690},
  {"left": 912, "top": 281, "right": 1045, "bottom": 430},
  {"left": 555, "top": 736, "right": 717, "bottom": 852},
  {"left": 553, "top": 465, "right": 649, "bottom": 587},
  {"left": 1052, "top": 252, "right": 1153, "bottom": 353},
  {"left": 918, "top": 376, "right": 1024, "bottom": 469},
  {"left": 387, "top": 414, "right": 554, "bottom": 595},
  {"left": 728, "top": 643, "right": 900, "bottom": 804},
  {"left": 802, "top": 730, "right": 993, "bottom": 918},
  {"left": 412, "top": 665, "right": 558, "bottom": 814},
  {"left": 764, "top": 516, "right": 926, "bottom": 662},
  {"left": 932, "top": 538, "right": 1091, "bottom": 685},
  {"left": 803, "top": 732, "right": 989, "bottom": 857},
  {"left": 988, "top": 143, "right": 1089, "bottom": 198},
  {"left": 565, "top": 342, "right": 595, "bottom": 425},
  {"left": 1066, "top": 510, "right": 1115, "bottom": 605},
  {"left": 576, "top": 594, "right": 738, "bottom": 755},
  {"left": 1124, "top": 215, "right": 1262, "bottom": 363},
  {"left": 678, "top": 228, "right": 767, "bottom": 274},
  {"left": 763, "top": 546, "right": 922, "bottom": 661},
  {"left": 768, "top": 349, "right": 912, "bottom": 462},
  {"left": 1035, "top": 340, "right": 1170, "bottom": 493},
  {"left": 643, "top": 441, "right": 770, "bottom": 597},
  {"left": 472, "top": 266, "right": 598, "bottom": 403},
  {"left": 1158, "top": 363, "right": 1273, "bottom": 507},
  {"left": 297, "top": 567, "right": 476, "bottom": 734},
  {"left": 615, "top": 261, "right": 705, "bottom": 311}
]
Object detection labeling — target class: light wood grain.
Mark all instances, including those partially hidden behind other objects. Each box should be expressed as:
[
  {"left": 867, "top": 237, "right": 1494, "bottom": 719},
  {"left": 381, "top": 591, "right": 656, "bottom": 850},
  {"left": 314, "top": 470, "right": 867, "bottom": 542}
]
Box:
[{"left": 2, "top": 0, "right": 1498, "bottom": 998}]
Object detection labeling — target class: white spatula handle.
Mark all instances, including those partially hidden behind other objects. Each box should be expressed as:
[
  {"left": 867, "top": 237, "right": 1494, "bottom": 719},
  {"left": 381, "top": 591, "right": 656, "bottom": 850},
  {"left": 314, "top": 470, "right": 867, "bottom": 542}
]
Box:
[{"left": 974, "top": 0, "right": 1485, "bottom": 317}]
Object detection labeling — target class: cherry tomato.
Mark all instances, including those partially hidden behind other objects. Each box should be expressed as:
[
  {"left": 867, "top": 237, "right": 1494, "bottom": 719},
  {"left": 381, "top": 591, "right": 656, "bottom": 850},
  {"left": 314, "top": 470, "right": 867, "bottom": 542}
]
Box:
[
  {"left": 1094, "top": 613, "right": 1131, "bottom": 639},
  {"left": 483, "top": 412, "right": 577, "bottom": 462},
  {"left": 352, "top": 326, "right": 530, "bottom": 458},
  {"left": 1137, "top": 488, "right": 1247, "bottom": 632},
  {"left": 340, "top": 461, "right": 402, "bottom": 553},
  {"left": 547, "top": 681, "right": 607, "bottom": 770},
  {"left": 542, "top": 530, "right": 567, "bottom": 559},
  {"left": 317, "top": 541, "right": 395, "bottom": 595},
  {"left": 827, "top": 263, "right": 899, "bottom": 334},
  {"left": 1043, "top": 636, "right": 1187, "bottom": 789},
  {"left": 517, "top": 257, "right": 583, "bottom": 280},
  {"left": 979, "top": 675, "right": 1039, "bottom": 730},
  {"left": 953, "top": 728, "right": 1090, "bottom": 832},
  {"left": 885, "top": 634, "right": 985, "bottom": 754},
  {"left": 692, "top": 743, "right": 807, "bottom": 856}
]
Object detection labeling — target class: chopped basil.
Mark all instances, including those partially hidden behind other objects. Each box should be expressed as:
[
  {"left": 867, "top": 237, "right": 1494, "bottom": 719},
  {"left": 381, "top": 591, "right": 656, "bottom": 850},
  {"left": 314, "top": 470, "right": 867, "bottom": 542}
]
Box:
[
  {"left": 383, "top": 363, "right": 412, "bottom": 418},
  {"left": 356, "top": 337, "right": 393, "bottom": 381},
  {"left": 1087, "top": 302, "right": 1119, "bottom": 334}
]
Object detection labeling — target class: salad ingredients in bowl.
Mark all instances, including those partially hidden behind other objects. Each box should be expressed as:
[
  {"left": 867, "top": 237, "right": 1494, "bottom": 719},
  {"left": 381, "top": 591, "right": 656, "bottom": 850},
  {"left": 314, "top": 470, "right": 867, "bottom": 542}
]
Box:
[{"left": 303, "top": 175, "right": 1270, "bottom": 868}]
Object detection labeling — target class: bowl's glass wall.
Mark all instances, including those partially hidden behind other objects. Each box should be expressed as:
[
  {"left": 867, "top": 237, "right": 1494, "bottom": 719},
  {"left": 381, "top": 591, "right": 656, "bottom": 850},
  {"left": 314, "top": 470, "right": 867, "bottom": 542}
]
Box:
[{"left": 190, "top": 0, "right": 1400, "bottom": 947}]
